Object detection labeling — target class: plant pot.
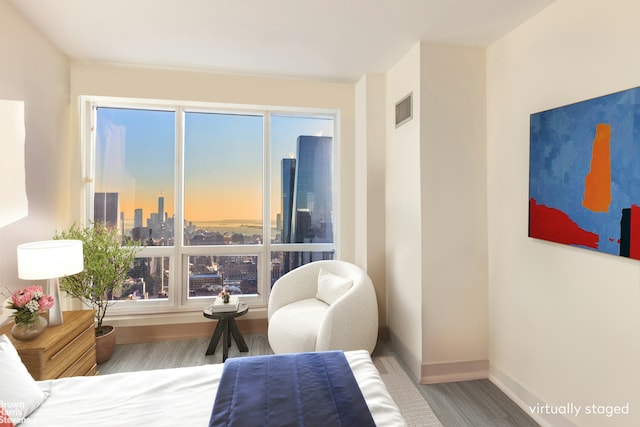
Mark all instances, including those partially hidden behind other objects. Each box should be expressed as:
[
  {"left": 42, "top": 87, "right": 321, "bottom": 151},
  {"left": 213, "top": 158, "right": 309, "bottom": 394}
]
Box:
[{"left": 95, "top": 325, "right": 116, "bottom": 364}]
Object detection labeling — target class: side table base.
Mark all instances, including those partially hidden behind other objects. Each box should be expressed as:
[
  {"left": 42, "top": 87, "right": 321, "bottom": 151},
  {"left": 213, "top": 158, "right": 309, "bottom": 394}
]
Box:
[{"left": 206, "top": 317, "right": 249, "bottom": 361}]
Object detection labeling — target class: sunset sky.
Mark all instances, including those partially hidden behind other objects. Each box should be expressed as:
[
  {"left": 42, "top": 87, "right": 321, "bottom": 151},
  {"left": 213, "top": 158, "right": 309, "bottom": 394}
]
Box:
[{"left": 95, "top": 107, "right": 333, "bottom": 225}]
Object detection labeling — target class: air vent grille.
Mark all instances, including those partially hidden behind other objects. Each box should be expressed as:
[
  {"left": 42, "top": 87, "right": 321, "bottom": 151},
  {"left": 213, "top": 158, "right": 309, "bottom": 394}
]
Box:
[{"left": 395, "top": 92, "right": 413, "bottom": 128}]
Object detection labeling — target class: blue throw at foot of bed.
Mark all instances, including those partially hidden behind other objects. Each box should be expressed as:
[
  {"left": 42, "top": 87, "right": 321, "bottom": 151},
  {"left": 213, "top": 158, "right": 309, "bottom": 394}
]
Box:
[{"left": 209, "top": 351, "right": 376, "bottom": 427}]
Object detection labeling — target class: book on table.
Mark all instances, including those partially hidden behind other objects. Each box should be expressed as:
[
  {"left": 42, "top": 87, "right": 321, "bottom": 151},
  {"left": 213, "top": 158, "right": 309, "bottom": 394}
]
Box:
[{"left": 209, "top": 295, "right": 240, "bottom": 313}]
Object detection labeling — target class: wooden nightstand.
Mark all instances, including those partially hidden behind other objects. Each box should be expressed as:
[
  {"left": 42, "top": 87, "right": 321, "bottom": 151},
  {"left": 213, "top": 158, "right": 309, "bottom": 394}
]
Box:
[{"left": 0, "top": 310, "right": 97, "bottom": 380}]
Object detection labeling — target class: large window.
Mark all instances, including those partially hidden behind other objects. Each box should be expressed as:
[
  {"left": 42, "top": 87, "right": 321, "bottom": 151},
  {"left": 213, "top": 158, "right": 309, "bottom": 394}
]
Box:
[{"left": 83, "top": 98, "right": 337, "bottom": 314}]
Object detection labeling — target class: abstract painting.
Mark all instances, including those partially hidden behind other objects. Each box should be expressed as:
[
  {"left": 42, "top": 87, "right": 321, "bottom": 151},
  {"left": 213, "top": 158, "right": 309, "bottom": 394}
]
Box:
[{"left": 529, "top": 86, "right": 640, "bottom": 260}]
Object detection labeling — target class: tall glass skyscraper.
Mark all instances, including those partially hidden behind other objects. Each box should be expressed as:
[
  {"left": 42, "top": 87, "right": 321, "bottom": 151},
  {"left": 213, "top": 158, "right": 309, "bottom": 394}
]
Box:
[
  {"left": 94, "top": 192, "right": 118, "bottom": 228},
  {"left": 134, "top": 208, "right": 143, "bottom": 228},
  {"left": 281, "top": 158, "right": 296, "bottom": 245},
  {"left": 280, "top": 135, "right": 334, "bottom": 272},
  {"left": 291, "top": 135, "right": 333, "bottom": 244},
  {"left": 158, "top": 194, "right": 165, "bottom": 222}
]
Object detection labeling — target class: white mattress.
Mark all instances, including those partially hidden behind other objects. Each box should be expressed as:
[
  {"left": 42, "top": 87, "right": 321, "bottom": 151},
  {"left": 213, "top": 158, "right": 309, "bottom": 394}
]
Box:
[{"left": 26, "top": 350, "right": 406, "bottom": 426}]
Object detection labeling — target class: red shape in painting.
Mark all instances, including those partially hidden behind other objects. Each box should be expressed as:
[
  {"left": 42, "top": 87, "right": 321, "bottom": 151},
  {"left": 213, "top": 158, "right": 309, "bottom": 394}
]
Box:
[{"left": 529, "top": 199, "right": 599, "bottom": 248}]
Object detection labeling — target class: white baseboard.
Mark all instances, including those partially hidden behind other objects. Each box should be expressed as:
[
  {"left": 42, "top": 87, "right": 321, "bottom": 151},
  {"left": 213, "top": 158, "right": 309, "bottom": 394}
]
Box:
[
  {"left": 421, "top": 359, "right": 489, "bottom": 384},
  {"left": 388, "top": 330, "right": 422, "bottom": 381},
  {"left": 490, "top": 365, "right": 578, "bottom": 427},
  {"left": 388, "top": 330, "right": 490, "bottom": 384}
]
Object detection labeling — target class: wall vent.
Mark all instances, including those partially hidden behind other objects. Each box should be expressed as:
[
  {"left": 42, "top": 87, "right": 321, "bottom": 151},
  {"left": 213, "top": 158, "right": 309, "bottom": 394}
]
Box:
[{"left": 395, "top": 92, "right": 413, "bottom": 128}]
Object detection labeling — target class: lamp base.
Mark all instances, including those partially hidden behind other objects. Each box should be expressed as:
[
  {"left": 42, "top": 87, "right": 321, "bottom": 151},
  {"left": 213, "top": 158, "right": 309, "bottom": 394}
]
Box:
[{"left": 48, "top": 278, "right": 63, "bottom": 326}]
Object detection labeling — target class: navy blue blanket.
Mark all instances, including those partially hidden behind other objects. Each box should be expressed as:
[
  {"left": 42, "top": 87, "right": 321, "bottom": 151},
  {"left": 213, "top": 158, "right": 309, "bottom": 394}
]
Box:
[{"left": 209, "top": 351, "right": 376, "bottom": 427}]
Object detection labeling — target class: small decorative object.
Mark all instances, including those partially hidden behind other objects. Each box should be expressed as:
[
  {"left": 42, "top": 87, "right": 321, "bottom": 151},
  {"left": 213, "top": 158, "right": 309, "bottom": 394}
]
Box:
[
  {"left": 219, "top": 286, "right": 231, "bottom": 303},
  {"left": 5, "top": 286, "right": 54, "bottom": 341}
]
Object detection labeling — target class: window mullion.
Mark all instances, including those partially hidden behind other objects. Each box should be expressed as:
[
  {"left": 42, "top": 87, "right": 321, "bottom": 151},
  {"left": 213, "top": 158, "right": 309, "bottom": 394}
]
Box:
[
  {"left": 262, "top": 112, "right": 271, "bottom": 300},
  {"left": 83, "top": 101, "right": 97, "bottom": 226},
  {"left": 175, "top": 106, "right": 186, "bottom": 307}
]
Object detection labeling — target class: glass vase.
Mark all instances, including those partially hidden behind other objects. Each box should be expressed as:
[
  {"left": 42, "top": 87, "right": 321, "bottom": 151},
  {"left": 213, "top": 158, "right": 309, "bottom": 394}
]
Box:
[{"left": 11, "top": 315, "right": 48, "bottom": 341}]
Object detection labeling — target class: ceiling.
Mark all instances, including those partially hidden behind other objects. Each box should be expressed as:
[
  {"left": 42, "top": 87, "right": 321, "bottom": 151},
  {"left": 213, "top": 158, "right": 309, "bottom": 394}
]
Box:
[{"left": 8, "top": 0, "right": 555, "bottom": 82}]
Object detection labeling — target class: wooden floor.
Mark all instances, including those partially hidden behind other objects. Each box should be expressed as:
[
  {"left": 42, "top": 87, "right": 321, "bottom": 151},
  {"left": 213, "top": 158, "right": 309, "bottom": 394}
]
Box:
[
  {"left": 418, "top": 379, "right": 538, "bottom": 426},
  {"left": 99, "top": 335, "right": 538, "bottom": 427},
  {"left": 98, "top": 334, "right": 274, "bottom": 373}
]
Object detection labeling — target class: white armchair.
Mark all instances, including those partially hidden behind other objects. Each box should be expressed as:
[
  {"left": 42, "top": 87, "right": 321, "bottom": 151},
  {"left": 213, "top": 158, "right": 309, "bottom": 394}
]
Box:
[{"left": 267, "top": 260, "right": 378, "bottom": 354}]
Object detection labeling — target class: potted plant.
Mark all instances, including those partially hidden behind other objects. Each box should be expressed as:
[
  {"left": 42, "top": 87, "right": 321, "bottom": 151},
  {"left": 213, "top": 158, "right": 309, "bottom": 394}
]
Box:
[{"left": 54, "top": 222, "right": 138, "bottom": 363}]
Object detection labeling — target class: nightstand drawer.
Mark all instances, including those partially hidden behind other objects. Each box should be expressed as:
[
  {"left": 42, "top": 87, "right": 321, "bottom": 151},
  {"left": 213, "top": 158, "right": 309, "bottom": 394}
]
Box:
[
  {"left": 48, "top": 324, "right": 95, "bottom": 378},
  {"left": 59, "top": 342, "right": 97, "bottom": 378}
]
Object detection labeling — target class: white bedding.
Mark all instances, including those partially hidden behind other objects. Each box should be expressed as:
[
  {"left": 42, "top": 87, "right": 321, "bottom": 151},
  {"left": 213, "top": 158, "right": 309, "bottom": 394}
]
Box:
[{"left": 26, "top": 350, "right": 406, "bottom": 426}]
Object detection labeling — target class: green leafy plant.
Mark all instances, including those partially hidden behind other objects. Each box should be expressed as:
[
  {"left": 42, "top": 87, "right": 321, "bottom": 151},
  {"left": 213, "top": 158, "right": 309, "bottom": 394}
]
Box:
[{"left": 54, "top": 222, "right": 138, "bottom": 335}]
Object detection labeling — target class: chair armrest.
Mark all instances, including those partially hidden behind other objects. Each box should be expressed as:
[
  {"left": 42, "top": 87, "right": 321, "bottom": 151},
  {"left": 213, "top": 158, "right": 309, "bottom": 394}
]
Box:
[
  {"left": 316, "top": 274, "right": 378, "bottom": 353},
  {"left": 268, "top": 264, "right": 321, "bottom": 320}
]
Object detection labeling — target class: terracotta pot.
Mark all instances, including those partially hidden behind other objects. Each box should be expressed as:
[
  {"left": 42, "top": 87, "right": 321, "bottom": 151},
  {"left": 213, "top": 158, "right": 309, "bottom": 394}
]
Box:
[{"left": 95, "top": 325, "right": 116, "bottom": 364}]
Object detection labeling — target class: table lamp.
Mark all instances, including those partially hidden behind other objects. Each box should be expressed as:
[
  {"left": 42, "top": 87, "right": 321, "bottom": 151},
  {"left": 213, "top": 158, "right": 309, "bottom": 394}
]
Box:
[{"left": 17, "top": 240, "right": 84, "bottom": 326}]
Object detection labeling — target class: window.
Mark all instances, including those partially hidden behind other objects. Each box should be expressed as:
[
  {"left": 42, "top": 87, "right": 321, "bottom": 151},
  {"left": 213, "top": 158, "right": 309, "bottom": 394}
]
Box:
[{"left": 82, "top": 97, "right": 337, "bottom": 314}]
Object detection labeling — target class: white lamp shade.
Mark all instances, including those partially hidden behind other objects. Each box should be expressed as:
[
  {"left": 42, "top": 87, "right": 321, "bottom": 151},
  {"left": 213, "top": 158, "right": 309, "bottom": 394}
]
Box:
[{"left": 17, "top": 240, "right": 84, "bottom": 280}]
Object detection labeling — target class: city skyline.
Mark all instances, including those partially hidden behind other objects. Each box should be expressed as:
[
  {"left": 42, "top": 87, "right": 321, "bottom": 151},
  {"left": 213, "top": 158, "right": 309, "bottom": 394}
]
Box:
[
  {"left": 95, "top": 107, "right": 333, "bottom": 223},
  {"left": 96, "top": 135, "right": 335, "bottom": 249},
  {"left": 93, "top": 133, "right": 335, "bottom": 301},
  {"left": 91, "top": 105, "right": 336, "bottom": 300},
  {"left": 103, "top": 151, "right": 333, "bottom": 243}
]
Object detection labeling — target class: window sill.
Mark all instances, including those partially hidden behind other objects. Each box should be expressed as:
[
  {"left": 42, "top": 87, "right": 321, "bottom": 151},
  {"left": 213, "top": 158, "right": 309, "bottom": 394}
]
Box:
[{"left": 103, "top": 305, "right": 268, "bottom": 328}]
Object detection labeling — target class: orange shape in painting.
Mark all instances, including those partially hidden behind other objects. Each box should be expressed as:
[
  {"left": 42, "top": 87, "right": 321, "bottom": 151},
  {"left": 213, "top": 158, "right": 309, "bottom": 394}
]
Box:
[{"left": 582, "top": 123, "right": 611, "bottom": 212}]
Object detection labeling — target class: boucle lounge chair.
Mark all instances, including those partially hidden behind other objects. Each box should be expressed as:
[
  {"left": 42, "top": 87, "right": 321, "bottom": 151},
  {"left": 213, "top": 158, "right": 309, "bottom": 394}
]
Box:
[{"left": 268, "top": 260, "right": 378, "bottom": 354}]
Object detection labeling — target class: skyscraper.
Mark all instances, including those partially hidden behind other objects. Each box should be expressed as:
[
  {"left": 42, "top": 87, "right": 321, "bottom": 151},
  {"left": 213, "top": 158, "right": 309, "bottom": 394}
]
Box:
[
  {"left": 134, "top": 208, "right": 143, "bottom": 228},
  {"left": 158, "top": 194, "right": 165, "bottom": 222},
  {"left": 279, "top": 136, "right": 334, "bottom": 274},
  {"left": 291, "top": 135, "right": 333, "bottom": 244},
  {"left": 281, "top": 158, "right": 296, "bottom": 244},
  {"left": 94, "top": 192, "right": 118, "bottom": 228}
]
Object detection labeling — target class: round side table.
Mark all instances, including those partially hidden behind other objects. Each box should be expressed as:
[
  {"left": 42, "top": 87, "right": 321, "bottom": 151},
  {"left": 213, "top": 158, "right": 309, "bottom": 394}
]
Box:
[{"left": 203, "top": 303, "right": 249, "bottom": 361}]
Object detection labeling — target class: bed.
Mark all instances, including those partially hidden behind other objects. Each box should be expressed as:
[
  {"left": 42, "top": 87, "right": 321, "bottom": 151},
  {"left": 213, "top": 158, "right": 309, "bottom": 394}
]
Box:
[{"left": 0, "top": 334, "right": 406, "bottom": 426}]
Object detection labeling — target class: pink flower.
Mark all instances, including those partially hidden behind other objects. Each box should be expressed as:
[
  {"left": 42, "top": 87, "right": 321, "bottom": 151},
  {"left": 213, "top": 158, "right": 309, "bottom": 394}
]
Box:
[
  {"left": 38, "top": 294, "right": 54, "bottom": 311},
  {"left": 24, "top": 285, "right": 43, "bottom": 295},
  {"left": 11, "top": 289, "right": 32, "bottom": 308},
  {"left": 5, "top": 286, "right": 55, "bottom": 325}
]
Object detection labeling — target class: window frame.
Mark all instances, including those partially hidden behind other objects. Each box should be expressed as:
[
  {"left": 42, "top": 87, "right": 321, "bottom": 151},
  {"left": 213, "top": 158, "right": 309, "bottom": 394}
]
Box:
[{"left": 79, "top": 96, "right": 340, "bottom": 316}]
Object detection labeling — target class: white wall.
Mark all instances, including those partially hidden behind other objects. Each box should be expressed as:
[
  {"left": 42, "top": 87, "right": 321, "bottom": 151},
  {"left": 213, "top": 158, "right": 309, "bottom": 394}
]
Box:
[
  {"left": 487, "top": 0, "right": 640, "bottom": 426},
  {"left": 386, "top": 44, "right": 424, "bottom": 379},
  {"left": 355, "top": 74, "right": 387, "bottom": 327},
  {"left": 419, "top": 43, "right": 489, "bottom": 383},
  {"left": 385, "top": 42, "right": 489, "bottom": 383},
  {"left": 0, "top": 0, "right": 71, "bottom": 323}
]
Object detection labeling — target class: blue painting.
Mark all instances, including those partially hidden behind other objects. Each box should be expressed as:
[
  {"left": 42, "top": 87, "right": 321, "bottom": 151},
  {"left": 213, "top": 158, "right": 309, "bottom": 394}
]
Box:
[{"left": 529, "top": 86, "right": 640, "bottom": 259}]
